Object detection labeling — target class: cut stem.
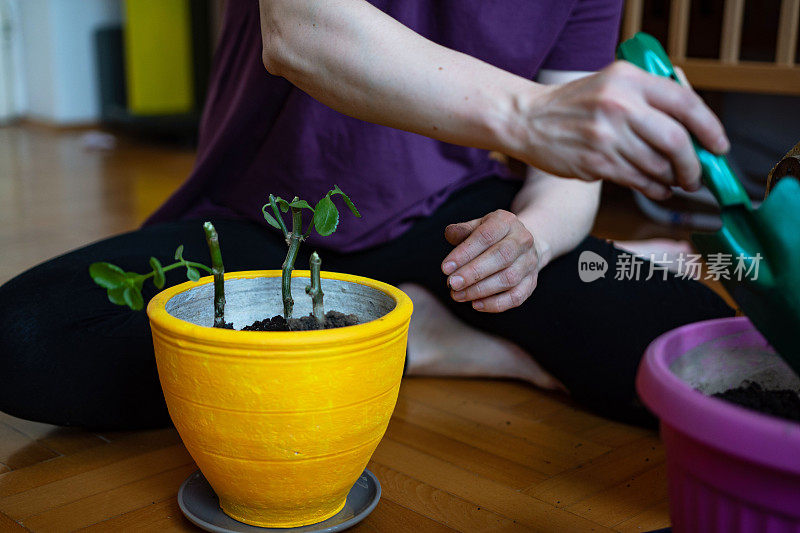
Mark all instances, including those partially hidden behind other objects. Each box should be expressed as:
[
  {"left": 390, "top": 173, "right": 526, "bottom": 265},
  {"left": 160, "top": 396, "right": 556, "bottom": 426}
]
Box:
[
  {"left": 281, "top": 201, "right": 304, "bottom": 319},
  {"left": 306, "top": 251, "right": 325, "bottom": 326},
  {"left": 203, "top": 222, "right": 226, "bottom": 328},
  {"left": 269, "top": 194, "right": 289, "bottom": 240}
]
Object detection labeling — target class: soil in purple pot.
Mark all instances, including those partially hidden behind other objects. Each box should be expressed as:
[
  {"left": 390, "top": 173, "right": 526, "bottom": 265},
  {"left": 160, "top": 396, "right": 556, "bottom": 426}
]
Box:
[
  {"left": 240, "top": 310, "right": 360, "bottom": 331},
  {"left": 713, "top": 382, "right": 800, "bottom": 422}
]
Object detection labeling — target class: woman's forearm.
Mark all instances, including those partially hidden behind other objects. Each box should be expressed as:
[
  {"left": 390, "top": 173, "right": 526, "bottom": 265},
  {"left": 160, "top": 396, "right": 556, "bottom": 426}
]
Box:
[
  {"left": 512, "top": 168, "right": 601, "bottom": 268},
  {"left": 258, "top": 0, "right": 538, "bottom": 153},
  {"left": 259, "top": 0, "right": 728, "bottom": 199},
  {"left": 512, "top": 71, "right": 601, "bottom": 268}
]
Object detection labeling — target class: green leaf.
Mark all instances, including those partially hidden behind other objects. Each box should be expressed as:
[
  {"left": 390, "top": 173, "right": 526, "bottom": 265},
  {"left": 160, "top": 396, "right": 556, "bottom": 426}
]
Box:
[
  {"left": 107, "top": 286, "right": 127, "bottom": 306},
  {"left": 150, "top": 257, "right": 166, "bottom": 289},
  {"left": 174, "top": 245, "right": 184, "bottom": 261},
  {"left": 313, "top": 196, "right": 339, "bottom": 236},
  {"left": 276, "top": 197, "right": 290, "bottom": 213},
  {"left": 186, "top": 266, "right": 201, "bottom": 282},
  {"left": 262, "top": 204, "right": 282, "bottom": 229},
  {"left": 123, "top": 286, "right": 144, "bottom": 311},
  {"left": 332, "top": 185, "right": 361, "bottom": 217},
  {"left": 89, "top": 262, "right": 127, "bottom": 289},
  {"left": 288, "top": 199, "right": 313, "bottom": 211}
]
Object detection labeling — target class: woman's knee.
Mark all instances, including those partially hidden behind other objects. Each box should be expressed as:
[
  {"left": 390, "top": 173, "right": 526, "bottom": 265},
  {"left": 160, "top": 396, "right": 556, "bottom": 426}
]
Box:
[
  {"left": 0, "top": 268, "right": 59, "bottom": 422},
  {"left": 0, "top": 264, "right": 169, "bottom": 429}
]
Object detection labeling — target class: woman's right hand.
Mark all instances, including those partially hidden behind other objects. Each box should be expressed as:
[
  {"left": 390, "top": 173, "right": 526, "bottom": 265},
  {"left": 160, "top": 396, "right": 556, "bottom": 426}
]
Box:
[{"left": 505, "top": 61, "right": 729, "bottom": 200}]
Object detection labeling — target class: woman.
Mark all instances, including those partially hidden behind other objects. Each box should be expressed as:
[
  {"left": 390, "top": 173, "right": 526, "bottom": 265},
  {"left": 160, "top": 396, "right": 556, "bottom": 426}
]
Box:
[{"left": 0, "top": 0, "right": 732, "bottom": 429}]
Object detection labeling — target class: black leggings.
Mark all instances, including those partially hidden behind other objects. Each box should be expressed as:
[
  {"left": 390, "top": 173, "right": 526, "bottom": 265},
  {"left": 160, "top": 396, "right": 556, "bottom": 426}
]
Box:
[{"left": 0, "top": 179, "right": 733, "bottom": 429}]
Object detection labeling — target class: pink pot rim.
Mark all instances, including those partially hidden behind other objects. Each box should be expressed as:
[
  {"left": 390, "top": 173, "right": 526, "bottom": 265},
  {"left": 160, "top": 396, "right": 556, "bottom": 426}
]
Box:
[{"left": 637, "top": 316, "right": 800, "bottom": 474}]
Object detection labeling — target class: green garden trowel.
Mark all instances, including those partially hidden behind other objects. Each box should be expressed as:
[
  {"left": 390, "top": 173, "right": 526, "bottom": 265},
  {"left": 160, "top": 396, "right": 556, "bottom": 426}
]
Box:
[{"left": 618, "top": 32, "right": 800, "bottom": 375}]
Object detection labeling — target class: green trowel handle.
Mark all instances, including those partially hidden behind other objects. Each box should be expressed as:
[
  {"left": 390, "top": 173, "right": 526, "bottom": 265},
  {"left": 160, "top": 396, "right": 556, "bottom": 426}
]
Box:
[{"left": 617, "top": 33, "right": 751, "bottom": 209}]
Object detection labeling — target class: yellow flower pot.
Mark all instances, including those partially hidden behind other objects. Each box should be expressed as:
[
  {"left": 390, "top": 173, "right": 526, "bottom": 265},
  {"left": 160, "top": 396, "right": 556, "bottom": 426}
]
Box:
[{"left": 147, "top": 270, "right": 412, "bottom": 528}]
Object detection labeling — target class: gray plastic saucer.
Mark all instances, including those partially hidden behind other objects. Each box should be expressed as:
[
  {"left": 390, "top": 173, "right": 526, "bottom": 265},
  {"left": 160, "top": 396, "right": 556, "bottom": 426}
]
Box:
[{"left": 177, "top": 469, "right": 381, "bottom": 533}]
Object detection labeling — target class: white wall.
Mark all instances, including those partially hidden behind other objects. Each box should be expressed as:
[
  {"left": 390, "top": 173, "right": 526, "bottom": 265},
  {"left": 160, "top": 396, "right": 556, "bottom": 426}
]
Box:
[
  {"left": 10, "top": 0, "right": 122, "bottom": 124},
  {"left": 0, "top": 0, "right": 28, "bottom": 121},
  {"left": 17, "top": 0, "right": 55, "bottom": 120}
]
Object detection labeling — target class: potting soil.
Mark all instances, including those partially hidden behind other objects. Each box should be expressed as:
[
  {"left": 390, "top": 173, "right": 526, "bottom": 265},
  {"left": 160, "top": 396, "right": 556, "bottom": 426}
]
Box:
[
  {"left": 713, "top": 381, "right": 800, "bottom": 422},
  {"left": 240, "top": 310, "right": 359, "bottom": 331}
]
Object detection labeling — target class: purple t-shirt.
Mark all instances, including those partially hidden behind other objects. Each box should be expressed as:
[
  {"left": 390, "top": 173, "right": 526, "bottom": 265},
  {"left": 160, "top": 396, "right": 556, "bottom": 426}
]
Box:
[{"left": 145, "top": 0, "right": 622, "bottom": 252}]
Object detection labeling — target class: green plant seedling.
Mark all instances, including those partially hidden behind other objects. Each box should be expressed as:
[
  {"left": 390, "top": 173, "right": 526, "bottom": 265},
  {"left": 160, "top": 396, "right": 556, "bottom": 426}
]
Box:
[
  {"left": 90, "top": 222, "right": 227, "bottom": 328},
  {"left": 305, "top": 251, "right": 324, "bottom": 325},
  {"left": 262, "top": 185, "right": 360, "bottom": 319},
  {"left": 203, "top": 222, "right": 228, "bottom": 328}
]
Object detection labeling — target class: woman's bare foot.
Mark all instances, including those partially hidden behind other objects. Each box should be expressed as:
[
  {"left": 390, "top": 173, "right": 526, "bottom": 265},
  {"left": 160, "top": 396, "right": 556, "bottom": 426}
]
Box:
[
  {"left": 399, "top": 283, "right": 566, "bottom": 391},
  {"left": 615, "top": 238, "right": 693, "bottom": 273}
]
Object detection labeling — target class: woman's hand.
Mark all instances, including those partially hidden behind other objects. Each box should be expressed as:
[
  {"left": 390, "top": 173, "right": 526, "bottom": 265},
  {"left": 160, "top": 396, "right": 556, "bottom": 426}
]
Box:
[
  {"left": 441, "top": 210, "right": 539, "bottom": 313},
  {"left": 505, "top": 61, "right": 729, "bottom": 200}
]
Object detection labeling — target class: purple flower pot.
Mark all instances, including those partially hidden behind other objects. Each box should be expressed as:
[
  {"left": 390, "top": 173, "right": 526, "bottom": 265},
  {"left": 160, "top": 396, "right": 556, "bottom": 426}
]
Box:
[{"left": 637, "top": 316, "right": 800, "bottom": 532}]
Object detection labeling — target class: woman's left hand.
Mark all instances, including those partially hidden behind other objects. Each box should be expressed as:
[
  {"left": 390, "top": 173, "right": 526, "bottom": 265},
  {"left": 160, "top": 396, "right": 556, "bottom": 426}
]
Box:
[{"left": 441, "top": 210, "right": 540, "bottom": 312}]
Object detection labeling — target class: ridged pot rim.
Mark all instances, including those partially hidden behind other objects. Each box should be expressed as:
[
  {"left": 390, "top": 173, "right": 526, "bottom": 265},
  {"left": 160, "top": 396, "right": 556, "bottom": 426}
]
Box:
[
  {"left": 637, "top": 316, "right": 800, "bottom": 474},
  {"left": 147, "top": 270, "right": 413, "bottom": 347}
]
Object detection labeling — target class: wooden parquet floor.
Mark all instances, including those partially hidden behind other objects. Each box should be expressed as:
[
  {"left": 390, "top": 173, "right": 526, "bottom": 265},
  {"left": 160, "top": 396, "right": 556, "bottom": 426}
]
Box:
[
  {"left": 0, "top": 380, "right": 668, "bottom": 532},
  {"left": 0, "top": 124, "right": 689, "bottom": 531}
]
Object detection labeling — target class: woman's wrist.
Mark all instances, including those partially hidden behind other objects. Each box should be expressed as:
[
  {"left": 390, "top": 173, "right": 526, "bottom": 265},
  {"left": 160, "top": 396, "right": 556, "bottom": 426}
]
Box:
[
  {"left": 512, "top": 179, "right": 600, "bottom": 268},
  {"left": 483, "top": 79, "right": 549, "bottom": 160},
  {"left": 515, "top": 210, "right": 558, "bottom": 269},
  {"left": 530, "top": 225, "right": 554, "bottom": 270}
]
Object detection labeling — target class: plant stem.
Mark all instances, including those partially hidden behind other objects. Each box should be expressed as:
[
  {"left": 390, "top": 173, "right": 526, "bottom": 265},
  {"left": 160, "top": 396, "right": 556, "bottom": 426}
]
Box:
[
  {"left": 178, "top": 261, "right": 213, "bottom": 273},
  {"left": 136, "top": 261, "right": 211, "bottom": 283},
  {"left": 203, "top": 222, "right": 226, "bottom": 328},
  {"left": 269, "top": 194, "right": 289, "bottom": 240},
  {"left": 306, "top": 251, "right": 325, "bottom": 326},
  {"left": 281, "top": 201, "right": 304, "bottom": 319}
]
